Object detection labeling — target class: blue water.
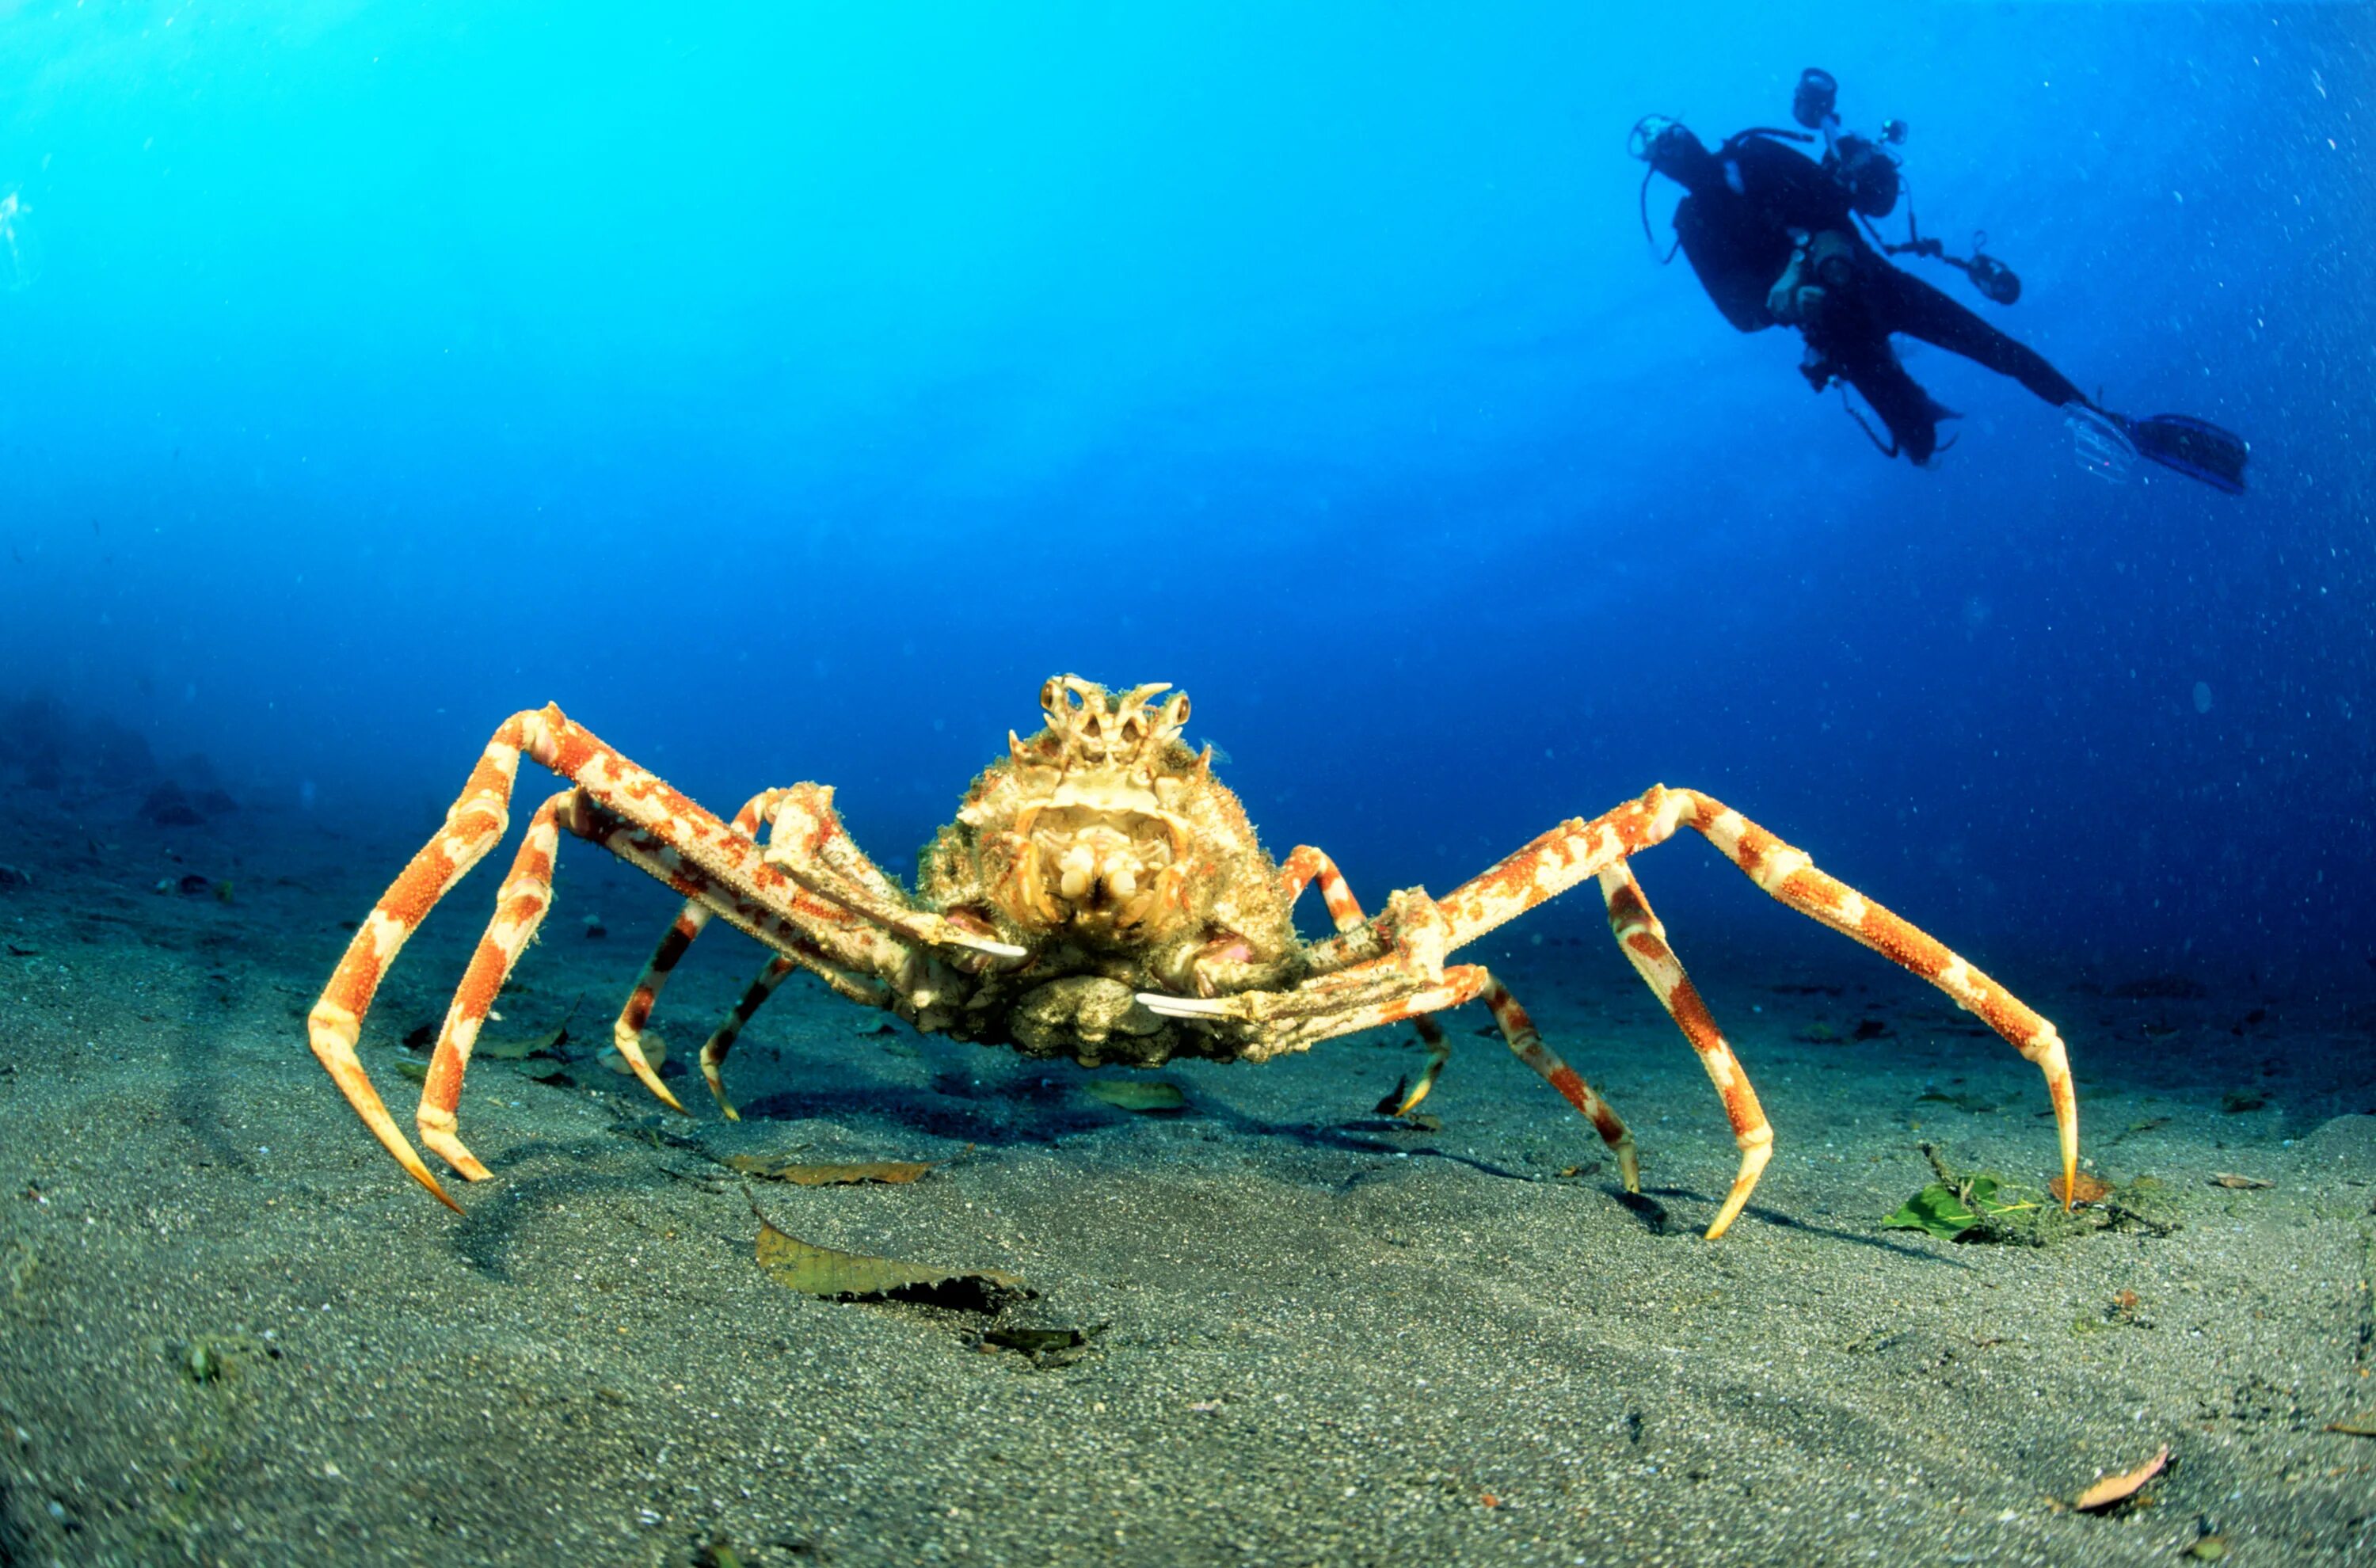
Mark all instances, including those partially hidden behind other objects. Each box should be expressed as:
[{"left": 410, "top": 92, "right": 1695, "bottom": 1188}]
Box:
[{"left": 1, "top": 3, "right": 2366, "bottom": 988}]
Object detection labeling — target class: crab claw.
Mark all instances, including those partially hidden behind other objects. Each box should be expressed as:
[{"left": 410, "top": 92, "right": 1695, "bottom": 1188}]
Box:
[{"left": 1135, "top": 991, "right": 1232, "bottom": 1020}]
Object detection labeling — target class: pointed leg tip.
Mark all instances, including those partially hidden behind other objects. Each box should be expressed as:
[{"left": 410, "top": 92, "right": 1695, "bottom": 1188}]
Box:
[{"left": 409, "top": 1165, "right": 463, "bottom": 1212}]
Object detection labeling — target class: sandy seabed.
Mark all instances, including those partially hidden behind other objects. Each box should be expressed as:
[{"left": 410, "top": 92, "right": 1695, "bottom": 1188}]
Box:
[{"left": 2, "top": 798, "right": 2372, "bottom": 1567}]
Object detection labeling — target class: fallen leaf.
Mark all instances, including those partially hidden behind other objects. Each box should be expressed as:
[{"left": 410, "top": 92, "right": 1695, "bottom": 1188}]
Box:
[
  {"left": 2052, "top": 1170, "right": 2113, "bottom": 1205},
  {"left": 2325, "top": 1417, "right": 2376, "bottom": 1437},
  {"left": 1882, "top": 1182, "right": 1982, "bottom": 1240},
  {"left": 2071, "top": 1443, "right": 2169, "bottom": 1511},
  {"left": 2209, "top": 1172, "right": 2273, "bottom": 1189},
  {"left": 393, "top": 1059, "right": 428, "bottom": 1084},
  {"left": 724, "top": 1158, "right": 936, "bottom": 1186},
  {"left": 1086, "top": 1079, "right": 1186, "bottom": 1113},
  {"left": 477, "top": 1024, "right": 570, "bottom": 1061},
  {"left": 753, "top": 1220, "right": 1026, "bottom": 1310}
]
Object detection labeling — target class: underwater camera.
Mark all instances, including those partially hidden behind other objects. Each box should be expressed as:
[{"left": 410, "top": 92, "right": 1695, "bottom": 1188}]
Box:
[
  {"left": 1831, "top": 133, "right": 1901, "bottom": 219},
  {"left": 1792, "top": 67, "right": 1838, "bottom": 130},
  {"left": 1966, "top": 248, "right": 2021, "bottom": 306}
]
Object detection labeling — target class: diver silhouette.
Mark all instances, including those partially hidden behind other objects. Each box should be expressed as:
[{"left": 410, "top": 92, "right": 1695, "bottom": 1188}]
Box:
[{"left": 1631, "top": 70, "right": 2248, "bottom": 493}]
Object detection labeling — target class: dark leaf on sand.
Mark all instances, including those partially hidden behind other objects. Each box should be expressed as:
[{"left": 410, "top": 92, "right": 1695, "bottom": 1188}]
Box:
[
  {"left": 724, "top": 1158, "right": 937, "bottom": 1186},
  {"left": 2070, "top": 1443, "right": 2168, "bottom": 1511},
  {"left": 753, "top": 1220, "right": 1026, "bottom": 1310},
  {"left": 2220, "top": 1089, "right": 2269, "bottom": 1113},
  {"left": 1086, "top": 1079, "right": 1186, "bottom": 1113},
  {"left": 2325, "top": 1417, "right": 2376, "bottom": 1437},
  {"left": 394, "top": 1059, "right": 428, "bottom": 1084},
  {"left": 402, "top": 1023, "right": 435, "bottom": 1050}
]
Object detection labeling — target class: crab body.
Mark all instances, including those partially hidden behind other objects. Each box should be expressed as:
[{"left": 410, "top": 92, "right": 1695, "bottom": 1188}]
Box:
[
  {"left": 307, "top": 676, "right": 2079, "bottom": 1241},
  {"left": 909, "top": 679, "right": 1304, "bottom": 1066}
]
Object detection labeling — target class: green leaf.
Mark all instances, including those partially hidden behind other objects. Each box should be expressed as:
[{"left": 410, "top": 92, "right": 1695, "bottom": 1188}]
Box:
[
  {"left": 1882, "top": 1181, "right": 1981, "bottom": 1240},
  {"left": 1086, "top": 1079, "right": 1186, "bottom": 1113}
]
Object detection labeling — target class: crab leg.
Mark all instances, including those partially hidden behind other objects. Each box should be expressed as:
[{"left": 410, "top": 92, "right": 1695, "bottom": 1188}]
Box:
[
  {"left": 765, "top": 783, "right": 1024, "bottom": 961},
  {"left": 1145, "top": 948, "right": 1637, "bottom": 1180},
  {"left": 415, "top": 790, "right": 573, "bottom": 1182},
  {"left": 1434, "top": 785, "right": 2077, "bottom": 1205},
  {"left": 1155, "top": 786, "right": 2077, "bottom": 1234},
  {"left": 413, "top": 789, "right": 893, "bottom": 1183},
  {"left": 308, "top": 706, "right": 920, "bottom": 1207},
  {"left": 609, "top": 789, "right": 886, "bottom": 1109},
  {"left": 1281, "top": 844, "right": 1450, "bottom": 1113},
  {"left": 697, "top": 957, "right": 799, "bottom": 1120},
  {"left": 1598, "top": 865, "right": 1771, "bottom": 1239}
]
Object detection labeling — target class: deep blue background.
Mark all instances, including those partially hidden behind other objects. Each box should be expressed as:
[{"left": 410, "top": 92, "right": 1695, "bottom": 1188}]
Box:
[{"left": 1, "top": 3, "right": 2367, "bottom": 982}]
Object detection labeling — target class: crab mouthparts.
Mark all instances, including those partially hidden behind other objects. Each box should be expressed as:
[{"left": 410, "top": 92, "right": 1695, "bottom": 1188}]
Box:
[{"left": 1047, "top": 828, "right": 1163, "bottom": 926}]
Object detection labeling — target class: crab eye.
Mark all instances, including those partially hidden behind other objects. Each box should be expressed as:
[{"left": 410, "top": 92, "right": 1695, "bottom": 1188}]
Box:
[{"left": 1167, "top": 694, "right": 1190, "bottom": 727}]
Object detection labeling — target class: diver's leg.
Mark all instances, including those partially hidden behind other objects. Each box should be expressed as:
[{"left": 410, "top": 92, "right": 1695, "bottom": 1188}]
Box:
[
  {"left": 1823, "top": 329, "right": 1942, "bottom": 462},
  {"left": 1870, "top": 266, "right": 2085, "bottom": 408}
]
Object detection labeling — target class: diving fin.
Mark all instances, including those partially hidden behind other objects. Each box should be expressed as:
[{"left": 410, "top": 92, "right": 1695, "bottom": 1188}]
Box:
[{"left": 2119, "top": 413, "right": 2249, "bottom": 495}]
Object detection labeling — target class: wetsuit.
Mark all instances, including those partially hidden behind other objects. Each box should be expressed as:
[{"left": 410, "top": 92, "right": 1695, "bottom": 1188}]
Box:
[{"left": 1670, "top": 132, "right": 2086, "bottom": 463}]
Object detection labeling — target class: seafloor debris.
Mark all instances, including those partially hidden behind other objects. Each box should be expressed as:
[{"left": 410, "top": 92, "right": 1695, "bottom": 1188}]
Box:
[
  {"left": 978, "top": 1323, "right": 1106, "bottom": 1368},
  {"left": 2051, "top": 1170, "right": 2114, "bottom": 1205},
  {"left": 751, "top": 1211, "right": 1026, "bottom": 1309},
  {"left": 1085, "top": 1078, "right": 1186, "bottom": 1113},
  {"left": 2070, "top": 1443, "right": 2169, "bottom": 1511},
  {"left": 2209, "top": 1172, "right": 2273, "bottom": 1189},
  {"left": 1887, "top": 1144, "right": 2180, "bottom": 1244},
  {"left": 724, "top": 1158, "right": 937, "bottom": 1186}
]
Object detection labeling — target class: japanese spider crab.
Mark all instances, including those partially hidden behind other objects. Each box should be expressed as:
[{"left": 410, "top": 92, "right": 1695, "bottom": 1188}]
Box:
[{"left": 308, "top": 676, "right": 2077, "bottom": 1239}]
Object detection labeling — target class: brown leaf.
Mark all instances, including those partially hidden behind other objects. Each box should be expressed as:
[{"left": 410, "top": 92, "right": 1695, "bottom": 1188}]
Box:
[
  {"left": 724, "top": 1158, "right": 936, "bottom": 1186},
  {"left": 2325, "top": 1417, "right": 2376, "bottom": 1437},
  {"left": 2072, "top": 1444, "right": 2169, "bottom": 1511},
  {"left": 2209, "top": 1172, "right": 2273, "bottom": 1189},
  {"left": 2052, "top": 1170, "right": 2113, "bottom": 1206},
  {"left": 752, "top": 1220, "right": 1026, "bottom": 1309}
]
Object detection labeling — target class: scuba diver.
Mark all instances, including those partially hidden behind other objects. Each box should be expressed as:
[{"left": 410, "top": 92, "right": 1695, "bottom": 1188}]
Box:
[{"left": 1630, "top": 69, "right": 2248, "bottom": 493}]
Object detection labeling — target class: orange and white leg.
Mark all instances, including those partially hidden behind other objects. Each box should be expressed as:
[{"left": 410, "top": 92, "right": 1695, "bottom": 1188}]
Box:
[
  {"left": 1281, "top": 845, "right": 1451, "bottom": 1113},
  {"left": 310, "top": 706, "right": 910, "bottom": 1208},
  {"left": 765, "top": 783, "right": 1024, "bottom": 961},
  {"left": 698, "top": 956, "right": 799, "bottom": 1120},
  {"left": 1475, "top": 971, "right": 1638, "bottom": 1189},
  {"left": 1426, "top": 785, "right": 2077, "bottom": 1207},
  {"left": 1598, "top": 864, "right": 1771, "bottom": 1238},
  {"left": 610, "top": 790, "right": 804, "bottom": 1097},
  {"left": 415, "top": 790, "right": 574, "bottom": 1182},
  {"left": 416, "top": 788, "right": 826, "bottom": 1180},
  {"left": 308, "top": 713, "right": 552, "bottom": 1210}
]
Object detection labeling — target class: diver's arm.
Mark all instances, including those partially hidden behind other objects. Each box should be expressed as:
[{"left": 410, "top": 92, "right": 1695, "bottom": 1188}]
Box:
[{"left": 1673, "top": 198, "right": 1778, "bottom": 333}]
